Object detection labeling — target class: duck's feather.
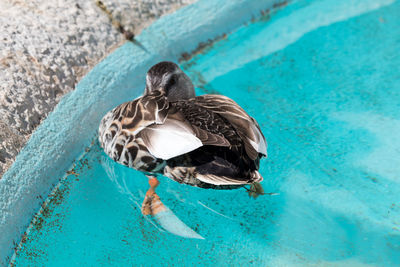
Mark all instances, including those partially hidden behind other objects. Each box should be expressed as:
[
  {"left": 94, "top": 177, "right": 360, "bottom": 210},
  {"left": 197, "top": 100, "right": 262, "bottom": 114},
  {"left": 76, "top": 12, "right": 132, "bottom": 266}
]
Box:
[
  {"left": 99, "top": 90, "right": 170, "bottom": 172},
  {"left": 187, "top": 95, "right": 267, "bottom": 160},
  {"left": 164, "top": 165, "right": 262, "bottom": 188},
  {"left": 99, "top": 90, "right": 266, "bottom": 187},
  {"left": 117, "top": 90, "right": 169, "bottom": 133},
  {"left": 138, "top": 115, "right": 203, "bottom": 160},
  {"left": 196, "top": 170, "right": 263, "bottom": 185},
  {"left": 139, "top": 106, "right": 233, "bottom": 160}
]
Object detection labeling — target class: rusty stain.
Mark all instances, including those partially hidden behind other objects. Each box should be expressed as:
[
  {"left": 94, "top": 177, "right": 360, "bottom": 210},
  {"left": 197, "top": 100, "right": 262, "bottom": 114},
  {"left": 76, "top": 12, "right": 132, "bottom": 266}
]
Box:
[
  {"left": 10, "top": 230, "right": 29, "bottom": 266},
  {"left": 66, "top": 163, "right": 78, "bottom": 176},
  {"left": 273, "top": 0, "right": 288, "bottom": 9},
  {"left": 96, "top": 0, "right": 135, "bottom": 41},
  {"left": 66, "top": 169, "right": 79, "bottom": 177},
  {"left": 179, "top": 33, "right": 228, "bottom": 62},
  {"left": 179, "top": 0, "right": 288, "bottom": 63},
  {"left": 366, "top": 175, "right": 378, "bottom": 183},
  {"left": 30, "top": 180, "right": 71, "bottom": 233}
]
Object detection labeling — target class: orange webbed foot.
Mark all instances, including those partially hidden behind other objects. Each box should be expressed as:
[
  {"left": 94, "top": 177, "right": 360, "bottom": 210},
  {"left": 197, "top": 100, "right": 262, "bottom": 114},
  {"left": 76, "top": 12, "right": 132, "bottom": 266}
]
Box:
[{"left": 141, "top": 176, "right": 166, "bottom": 216}]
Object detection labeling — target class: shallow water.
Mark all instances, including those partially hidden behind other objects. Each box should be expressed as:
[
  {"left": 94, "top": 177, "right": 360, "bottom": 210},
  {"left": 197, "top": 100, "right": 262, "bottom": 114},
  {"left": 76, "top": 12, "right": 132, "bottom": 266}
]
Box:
[{"left": 12, "top": 0, "right": 400, "bottom": 265}]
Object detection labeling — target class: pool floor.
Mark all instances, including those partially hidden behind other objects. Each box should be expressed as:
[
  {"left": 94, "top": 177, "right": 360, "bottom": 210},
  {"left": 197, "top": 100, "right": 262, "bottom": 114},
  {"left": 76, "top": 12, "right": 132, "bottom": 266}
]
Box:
[{"left": 12, "top": 0, "right": 400, "bottom": 265}]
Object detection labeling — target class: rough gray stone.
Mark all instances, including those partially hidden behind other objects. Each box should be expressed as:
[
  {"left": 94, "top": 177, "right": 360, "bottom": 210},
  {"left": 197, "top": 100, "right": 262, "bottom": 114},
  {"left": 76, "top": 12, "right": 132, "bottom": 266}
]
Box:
[{"left": 0, "top": 0, "right": 196, "bottom": 177}]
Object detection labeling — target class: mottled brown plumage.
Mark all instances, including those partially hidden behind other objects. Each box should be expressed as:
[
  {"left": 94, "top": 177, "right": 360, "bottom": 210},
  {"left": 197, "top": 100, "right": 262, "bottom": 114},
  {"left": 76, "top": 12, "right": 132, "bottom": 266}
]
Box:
[{"left": 99, "top": 61, "right": 267, "bottom": 196}]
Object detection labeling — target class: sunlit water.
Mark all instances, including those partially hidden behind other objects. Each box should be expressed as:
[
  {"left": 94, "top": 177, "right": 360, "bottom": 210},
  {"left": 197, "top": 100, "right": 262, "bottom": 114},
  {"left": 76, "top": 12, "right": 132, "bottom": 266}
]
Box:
[{"left": 12, "top": 0, "right": 400, "bottom": 265}]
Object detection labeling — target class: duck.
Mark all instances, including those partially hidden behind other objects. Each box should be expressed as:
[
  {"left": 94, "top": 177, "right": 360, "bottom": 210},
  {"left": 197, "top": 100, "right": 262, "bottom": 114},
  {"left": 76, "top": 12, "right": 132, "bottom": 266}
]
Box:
[{"left": 99, "top": 61, "right": 268, "bottom": 216}]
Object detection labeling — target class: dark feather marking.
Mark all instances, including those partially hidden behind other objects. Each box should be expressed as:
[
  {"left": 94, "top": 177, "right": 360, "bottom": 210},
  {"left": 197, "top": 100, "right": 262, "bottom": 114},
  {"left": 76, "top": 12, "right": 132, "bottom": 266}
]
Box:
[
  {"left": 124, "top": 151, "right": 130, "bottom": 163},
  {"left": 147, "top": 162, "right": 157, "bottom": 171},
  {"left": 141, "top": 156, "right": 154, "bottom": 164},
  {"left": 115, "top": 143, "right": 123, "bottom": 156},
  {"left": 127, "top": 146, "right": 138, "bottom": 159},
  {"left": 172, "top": 101, "right": 240, "bottom": 146},
  {"left": 196, "top": 156, "right": 240, "bottom": 177},
  {"left": 138, "top": 144, "right": 148, "bottom": 151},
  {"left": 110, "top": 130, "right": 116, "bottom": 139},
  {"left": 190, "top": 94, "right": 266, "bottom": 160}
]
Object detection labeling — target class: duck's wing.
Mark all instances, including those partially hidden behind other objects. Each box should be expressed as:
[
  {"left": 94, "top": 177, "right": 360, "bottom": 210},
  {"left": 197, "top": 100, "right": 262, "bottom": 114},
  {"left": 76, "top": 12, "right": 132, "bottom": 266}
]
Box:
[
  {"left": 115, "top": 90, "right": 170, "bottom": 134},
  {"left": 99, "top": 90, "right": 171, "bottom": 161},
  {"left": 138, "top": 107, "right": 231, "bottom": 160},
  {"left": 101, "top": 89, "right": 232, "bottom": 163},
  {"left": 191, "top": 94, "right": 267, "bottom": 160}
]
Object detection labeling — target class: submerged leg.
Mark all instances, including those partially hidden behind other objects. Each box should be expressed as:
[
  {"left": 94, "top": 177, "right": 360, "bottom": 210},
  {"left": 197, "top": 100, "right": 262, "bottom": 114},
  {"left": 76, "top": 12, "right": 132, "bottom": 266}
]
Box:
[
  {"left": 245, "top": 182, "right": 280, "bottom": 198},
  {"left": 141, "top": 176, "right": 166, "bottom": 216}
]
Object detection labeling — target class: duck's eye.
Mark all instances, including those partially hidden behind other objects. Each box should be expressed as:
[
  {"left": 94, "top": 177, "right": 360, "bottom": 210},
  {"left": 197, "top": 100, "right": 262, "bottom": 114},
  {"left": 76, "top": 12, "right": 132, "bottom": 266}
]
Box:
[{"left": 165, "top": 75, "right": 177, "bottom": 91}]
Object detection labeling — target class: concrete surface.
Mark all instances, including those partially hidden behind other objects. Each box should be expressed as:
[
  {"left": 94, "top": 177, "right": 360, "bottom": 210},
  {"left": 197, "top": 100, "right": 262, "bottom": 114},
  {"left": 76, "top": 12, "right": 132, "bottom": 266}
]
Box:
[{"left": 0, "top": 0, "right": 195, "bottom": 177}]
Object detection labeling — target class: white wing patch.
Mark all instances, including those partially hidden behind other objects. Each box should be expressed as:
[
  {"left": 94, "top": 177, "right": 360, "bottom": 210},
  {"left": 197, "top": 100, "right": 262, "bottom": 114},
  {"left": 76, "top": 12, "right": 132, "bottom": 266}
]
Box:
[
  {"left": 139, "top": 118, "right": 203, "bottom": 160},
  {"left": 195, "top": 174, "right": 250, "bottom": 185}
]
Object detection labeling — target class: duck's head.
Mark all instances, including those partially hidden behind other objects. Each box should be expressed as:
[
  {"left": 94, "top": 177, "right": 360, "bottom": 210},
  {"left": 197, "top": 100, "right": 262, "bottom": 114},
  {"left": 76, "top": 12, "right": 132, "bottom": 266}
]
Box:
[{"left": 145, "top": 61, "right": 195, "bottom": 101}]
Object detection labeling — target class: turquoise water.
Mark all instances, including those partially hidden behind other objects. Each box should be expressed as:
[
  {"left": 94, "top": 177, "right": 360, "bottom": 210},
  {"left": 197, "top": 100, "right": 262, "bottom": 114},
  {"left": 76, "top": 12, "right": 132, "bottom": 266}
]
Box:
[{"left": 12, "top": 0, "right": 400, "bottom": 265}]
